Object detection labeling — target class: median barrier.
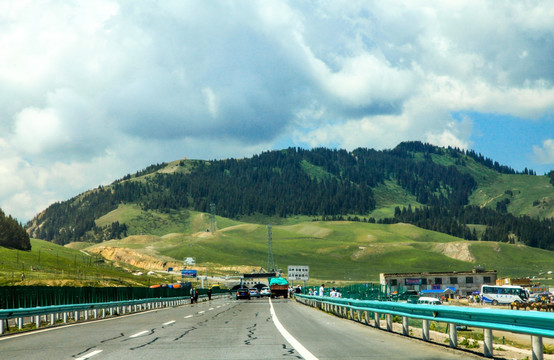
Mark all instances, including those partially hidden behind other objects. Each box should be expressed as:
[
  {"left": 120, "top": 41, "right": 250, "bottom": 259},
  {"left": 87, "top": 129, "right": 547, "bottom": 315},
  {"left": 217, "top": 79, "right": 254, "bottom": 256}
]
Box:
[
  {"left": 0, "top": 291, "right": 230, "bottom": 335},
  {"left": 296, "top": 294, "right": 554, "bottom": 360}
]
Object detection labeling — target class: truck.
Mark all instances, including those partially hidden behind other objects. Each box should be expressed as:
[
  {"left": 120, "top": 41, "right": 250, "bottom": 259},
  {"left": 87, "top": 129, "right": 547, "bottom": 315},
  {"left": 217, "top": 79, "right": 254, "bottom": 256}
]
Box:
[{"left": 269, "top": 277, "right": 289, "bottom": 298}]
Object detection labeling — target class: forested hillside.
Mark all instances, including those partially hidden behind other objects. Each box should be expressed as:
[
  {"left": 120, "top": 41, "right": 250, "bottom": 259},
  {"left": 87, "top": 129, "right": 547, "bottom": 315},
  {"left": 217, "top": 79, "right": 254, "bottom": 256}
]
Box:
[
  {"left": 0, "top": 208, "right": 31, "bottom": 250},
  {"left": 26, "top": 142, "right": 554, "bottom": 250}
]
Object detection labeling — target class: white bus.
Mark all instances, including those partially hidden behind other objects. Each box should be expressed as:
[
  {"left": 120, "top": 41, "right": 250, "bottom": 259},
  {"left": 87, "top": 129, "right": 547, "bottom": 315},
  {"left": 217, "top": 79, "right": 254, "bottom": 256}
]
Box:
[{"left": 480, "top": 285, "right": 529, "bottom": 305}]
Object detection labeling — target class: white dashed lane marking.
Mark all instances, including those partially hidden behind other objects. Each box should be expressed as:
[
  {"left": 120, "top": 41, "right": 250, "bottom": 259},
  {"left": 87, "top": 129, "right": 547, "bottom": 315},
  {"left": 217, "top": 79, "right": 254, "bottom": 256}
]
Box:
[
  {"left": 129, "top": 330, "right": 149, "bottom": 338},
  {"left": 163, "top": 320, "right": 175, "bottom": 326},
  {"left": 75, "top": 350, "right": 103, "bottom": 360}
]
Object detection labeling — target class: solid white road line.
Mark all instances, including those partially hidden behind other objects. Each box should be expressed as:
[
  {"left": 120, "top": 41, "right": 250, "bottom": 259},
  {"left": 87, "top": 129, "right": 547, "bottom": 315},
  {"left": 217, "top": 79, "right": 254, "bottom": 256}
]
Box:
[
  {"left": 269, "top": 298, "right": 318, "bottom": 360},
  {"left": 129, "top": 330, "right": 149, "bottom": 338},
  {"left": 163, "top": 320, "right": 176, "bottom": 326},
  {"left": 75, "top": 349, "right": 103, "bottom": 360}
]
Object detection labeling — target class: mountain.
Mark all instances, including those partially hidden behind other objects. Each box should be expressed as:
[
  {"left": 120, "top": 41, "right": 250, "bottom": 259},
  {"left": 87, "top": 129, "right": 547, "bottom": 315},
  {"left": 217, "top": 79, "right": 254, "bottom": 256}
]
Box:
[{"left": 26, "top": 142, "right": 554, "bottom": 250}]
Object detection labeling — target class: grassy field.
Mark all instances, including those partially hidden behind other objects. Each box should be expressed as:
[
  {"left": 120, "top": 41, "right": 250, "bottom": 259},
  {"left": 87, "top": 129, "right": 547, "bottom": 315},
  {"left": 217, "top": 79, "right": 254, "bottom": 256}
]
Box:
[
  {"left": 82, "top": 214, "right": 554, "bottom": 284},
  {"left": 5, "top": 210, "right": 553, "bottom": 287},
  {"left": 0, "top": 238, "right": 174, "bottom": 287}
]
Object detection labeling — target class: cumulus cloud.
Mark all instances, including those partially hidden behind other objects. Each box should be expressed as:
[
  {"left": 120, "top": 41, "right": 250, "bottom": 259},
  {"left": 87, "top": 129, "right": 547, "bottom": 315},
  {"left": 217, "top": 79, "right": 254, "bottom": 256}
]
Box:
[
  {"left": 533, "top": 139, "right": 554, "bottom": 165},
  {"left": 1, "top": 0, "right": 553, "bottom": 221}
]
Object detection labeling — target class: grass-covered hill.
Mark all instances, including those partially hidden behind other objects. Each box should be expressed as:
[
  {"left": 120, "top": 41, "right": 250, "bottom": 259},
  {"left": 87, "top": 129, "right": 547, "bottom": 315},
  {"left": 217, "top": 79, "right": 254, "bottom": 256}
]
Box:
[
  {"left": 25, "top": 142, "right": 554, "bottom": 251},
  {"left": 4, "top": 215, "right": 554, "bottom": 287},
  {"left": 0, "top": 238, "right": 176, "bottom": 287},
  {"left": 81, "top": 213, "right": 554, "bottom": 284}
]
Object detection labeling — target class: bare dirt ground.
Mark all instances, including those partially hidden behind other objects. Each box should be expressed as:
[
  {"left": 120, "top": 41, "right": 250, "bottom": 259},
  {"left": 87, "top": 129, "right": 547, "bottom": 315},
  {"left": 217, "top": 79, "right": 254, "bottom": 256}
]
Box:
[
  {"left": 435, "top": 242, "right": 476, "bottom": 262},
  {"left": 87, "top": 246, "right": 182, "bottom": 271}
]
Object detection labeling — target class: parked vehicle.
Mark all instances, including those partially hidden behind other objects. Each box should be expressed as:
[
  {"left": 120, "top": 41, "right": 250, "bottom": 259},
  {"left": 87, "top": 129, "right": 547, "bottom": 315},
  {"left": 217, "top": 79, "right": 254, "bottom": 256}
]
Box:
[
  {"left": 269, "top": 277, "right": 289, "bottom": 298},
  {"left": 481, "top": 285, "right": 529, "bottom": 305},
  {"left": 236, "top": 288, "right": 250, "bottom": 300},
  {"left": 417, "top": 297, "right": 441, "bottom": 305},
  {"left": 249, "top": 288, "right": 260, "bottom": 298},
  {"left": 259, "top": 287, "right": 271, "bottom": 297}
]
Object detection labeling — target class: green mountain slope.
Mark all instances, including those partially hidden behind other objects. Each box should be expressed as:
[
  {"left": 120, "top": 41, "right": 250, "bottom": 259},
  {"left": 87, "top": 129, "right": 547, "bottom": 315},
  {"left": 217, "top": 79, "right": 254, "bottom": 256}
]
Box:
[
  {"left": 25, "top": 142, "right": 554, "bottom": 251},
  {"left": 0, "top": 238, "right": 175, "bottom": 286},
  {"left": 83, "top": 217, "right": 554, "bottom": 282}
]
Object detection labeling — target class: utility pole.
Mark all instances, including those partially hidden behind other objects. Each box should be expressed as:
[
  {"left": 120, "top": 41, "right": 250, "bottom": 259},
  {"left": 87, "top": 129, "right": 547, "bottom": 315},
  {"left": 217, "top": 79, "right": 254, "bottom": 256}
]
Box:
[
  {"left": 209, "top": 203, "right": 216, "bottom": 233},
  {"left": 267, "top": 225, "right": 275, "bottom": 273}
]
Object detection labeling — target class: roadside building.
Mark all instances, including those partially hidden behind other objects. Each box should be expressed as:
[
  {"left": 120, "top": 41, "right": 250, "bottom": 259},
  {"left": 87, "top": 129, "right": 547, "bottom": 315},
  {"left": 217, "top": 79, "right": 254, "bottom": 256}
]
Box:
[
  {"left": 380, "top": 269, "right": 497, "bottom": 298},
  {"left": 420, "top": 287, "right": 456, "bottom": 300},
  {"left": 496, "top": 277, "right": 531, "bottom": 287}
]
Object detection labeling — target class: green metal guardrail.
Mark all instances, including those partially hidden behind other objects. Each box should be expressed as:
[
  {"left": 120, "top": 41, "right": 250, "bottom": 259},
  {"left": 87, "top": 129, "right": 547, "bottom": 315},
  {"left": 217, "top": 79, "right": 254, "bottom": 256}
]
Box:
[
  {"left": 0, "top": 288, "right": 231, "bottom": 335},
  {"left": 0, "top": 286, "right": 193, "bottom": 308},
  {"left": 297, "top": 294, "right": 554, "bottom": 360}
]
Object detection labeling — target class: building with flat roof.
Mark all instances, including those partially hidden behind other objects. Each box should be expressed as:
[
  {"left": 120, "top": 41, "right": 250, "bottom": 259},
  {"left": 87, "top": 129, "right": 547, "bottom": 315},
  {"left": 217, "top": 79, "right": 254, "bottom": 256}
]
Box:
[{"left": 380, "top": 269, "right": 497, "bottom": 298}]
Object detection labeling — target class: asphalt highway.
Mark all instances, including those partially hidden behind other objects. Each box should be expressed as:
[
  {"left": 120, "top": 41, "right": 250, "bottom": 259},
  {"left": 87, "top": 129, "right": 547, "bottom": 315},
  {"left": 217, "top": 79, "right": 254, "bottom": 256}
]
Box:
[{"left": 0, "top": 296, "right": 482, "bottom": 359}]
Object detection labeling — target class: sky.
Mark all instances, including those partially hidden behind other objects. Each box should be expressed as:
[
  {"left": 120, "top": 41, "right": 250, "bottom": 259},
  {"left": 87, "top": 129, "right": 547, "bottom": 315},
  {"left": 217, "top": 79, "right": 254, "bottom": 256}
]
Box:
[{"left": 1, "top": 1, "right": 553, "bottom": 222}]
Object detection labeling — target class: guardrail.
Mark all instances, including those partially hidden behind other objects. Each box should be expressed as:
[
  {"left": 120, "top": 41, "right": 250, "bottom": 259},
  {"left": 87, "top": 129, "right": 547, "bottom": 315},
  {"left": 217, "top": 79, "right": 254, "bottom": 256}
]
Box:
[
  {"left": 0, "top": 292, "right": 230, "bottom": 335},
  {"left": 296, "top": 295, "right": 554, "bottom": 360}
]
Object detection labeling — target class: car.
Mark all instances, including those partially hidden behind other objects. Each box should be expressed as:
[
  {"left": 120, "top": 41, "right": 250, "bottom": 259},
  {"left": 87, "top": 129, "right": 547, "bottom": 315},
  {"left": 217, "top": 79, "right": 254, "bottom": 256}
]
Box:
[
  {"left": 249, "top": 288, "right": 260, "bottom": 298},
  {"left": 259, "top": 287, "right": 271, "bottom": 297},
  {"left": 236, "top": 288, "right": 250, "bottom": 300}
]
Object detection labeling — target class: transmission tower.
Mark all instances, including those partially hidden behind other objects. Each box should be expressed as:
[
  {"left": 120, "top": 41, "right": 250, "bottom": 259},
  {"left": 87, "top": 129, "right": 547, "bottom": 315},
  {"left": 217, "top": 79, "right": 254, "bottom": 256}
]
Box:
[
  {"left": 266, "top": 225, "right": 275, "bottom": 273},
  {"left": 209, "top": 203, "right": 216, "bottom": 233}
]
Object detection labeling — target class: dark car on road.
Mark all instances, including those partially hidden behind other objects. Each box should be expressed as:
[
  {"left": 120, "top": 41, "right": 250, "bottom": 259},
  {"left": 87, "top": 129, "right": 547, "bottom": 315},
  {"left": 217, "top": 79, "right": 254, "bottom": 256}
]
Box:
[{"left": 236, "top": 288, "right": 251, "bottom": 300}]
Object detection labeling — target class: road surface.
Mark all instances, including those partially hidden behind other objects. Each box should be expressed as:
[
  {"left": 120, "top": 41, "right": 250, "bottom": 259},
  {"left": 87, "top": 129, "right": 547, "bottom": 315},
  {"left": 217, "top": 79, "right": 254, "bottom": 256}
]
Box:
[{"left": 0, "top": 296, "right": 482, "bottom": 359}]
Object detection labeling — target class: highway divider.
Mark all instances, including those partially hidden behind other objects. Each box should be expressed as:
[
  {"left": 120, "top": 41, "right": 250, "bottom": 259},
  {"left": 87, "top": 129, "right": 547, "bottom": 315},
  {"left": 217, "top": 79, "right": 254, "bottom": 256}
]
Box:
[
  {"left": 296, "top": 295, "right": 554, "bottom": 360},
  {"left": 0, "top": 292, "right": 230, "bottom": 335}
]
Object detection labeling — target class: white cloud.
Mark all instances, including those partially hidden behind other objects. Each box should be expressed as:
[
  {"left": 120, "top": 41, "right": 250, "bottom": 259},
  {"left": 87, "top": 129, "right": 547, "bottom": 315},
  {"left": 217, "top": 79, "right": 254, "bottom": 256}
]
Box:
[
  {"left": 1, "top": 0, "right": 553, "bottom": 221},
  {"left": 12, "top": 107, "right": 66, "bottom": 155},
  {"left": 533, "top": 139, "right": 554, "bottom": 165}
]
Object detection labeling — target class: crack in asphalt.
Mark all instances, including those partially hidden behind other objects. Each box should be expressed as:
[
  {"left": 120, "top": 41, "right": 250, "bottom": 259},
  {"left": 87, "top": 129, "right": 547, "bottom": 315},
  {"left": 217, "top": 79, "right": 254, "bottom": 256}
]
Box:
[
  {"left": 244, "top": 323, "right": 258, "bottom": 345},
  {"left": 281, "top": 343, "right": 302, "bottom": 359},
  {"left": 129, "top": 336, "right": 159, "bottom": 350},
  {"left": 72, "top": 346, "right": 98, "bottom": 358},
  {"left": 100, "top": 332, "right": 125, "bottom": 343},
  {"left": 173, "top": 326, "right": 197, "bottom": 341}
]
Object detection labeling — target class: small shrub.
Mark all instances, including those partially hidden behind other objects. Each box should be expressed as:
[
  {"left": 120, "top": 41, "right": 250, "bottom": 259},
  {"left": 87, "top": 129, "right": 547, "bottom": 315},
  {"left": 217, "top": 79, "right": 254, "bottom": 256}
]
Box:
[{"left": 459, "top": 337, "right": 479, "bottom": 349}]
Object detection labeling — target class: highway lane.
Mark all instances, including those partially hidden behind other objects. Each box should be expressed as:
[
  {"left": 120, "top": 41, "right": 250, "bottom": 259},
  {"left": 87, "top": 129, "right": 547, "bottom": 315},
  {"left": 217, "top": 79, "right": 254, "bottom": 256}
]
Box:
[{"left": 0, "top": 296, "right": 481, "bottom": 359}]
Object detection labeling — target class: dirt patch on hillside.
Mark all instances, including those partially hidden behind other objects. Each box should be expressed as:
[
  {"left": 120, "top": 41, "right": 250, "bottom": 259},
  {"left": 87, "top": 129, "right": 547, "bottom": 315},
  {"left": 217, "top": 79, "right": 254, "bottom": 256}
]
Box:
[
  {"left": 18, "top": 279, "right": 91, "bottom": 287},
  {"left": 434, "top": 242, "right": 475, "bottom": 262},
  {"left": 351, "top": 244, "right": 385, "bottom": 260},
  {"left": 88, "top": 246, "right": 181, "bottom": 270},
  {"left": 193, "top": 231, "right": 214, "bottom": 238},
  {"left": 118, "top": 235, "right": 161, "bottom": 244}
]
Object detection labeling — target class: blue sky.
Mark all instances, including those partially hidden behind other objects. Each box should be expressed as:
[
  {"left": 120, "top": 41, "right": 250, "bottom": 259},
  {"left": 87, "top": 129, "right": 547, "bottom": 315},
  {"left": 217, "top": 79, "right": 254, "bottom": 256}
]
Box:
[
  {"left": 461, "top": 112, "right": 554, "bottom": 174},
  {"left": 0, "top": 1, "right": 553, "bottom": 221}
]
